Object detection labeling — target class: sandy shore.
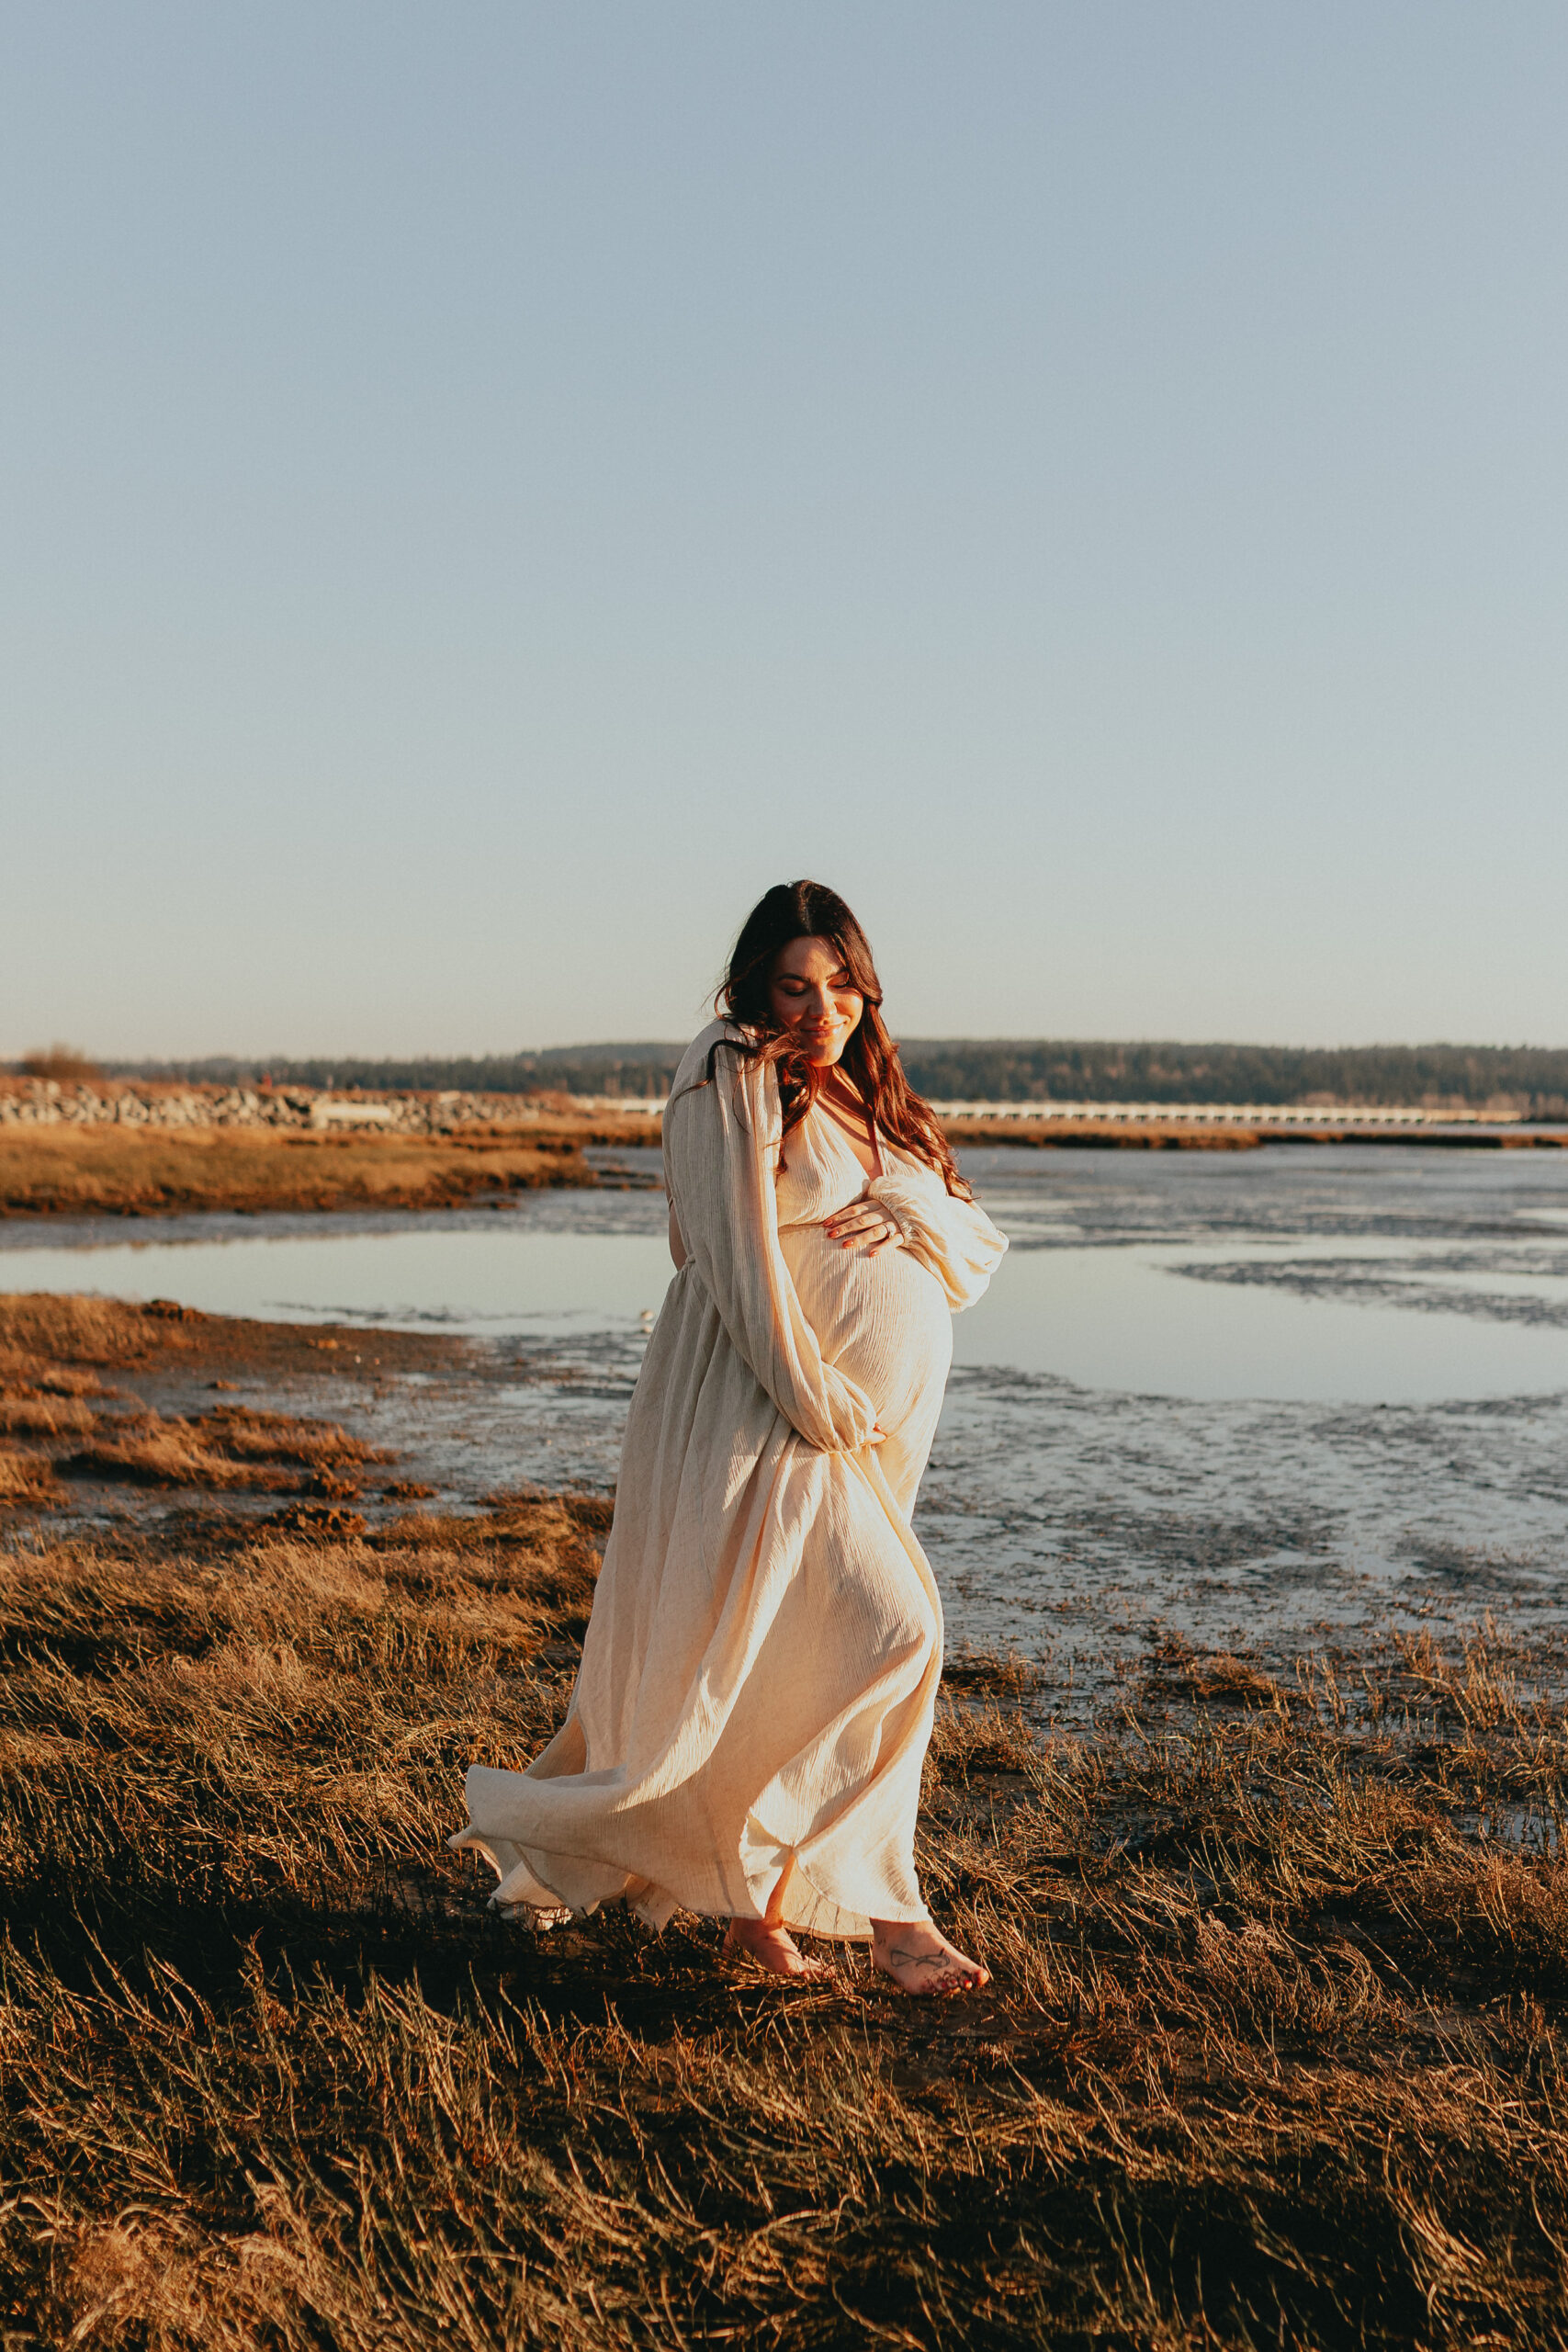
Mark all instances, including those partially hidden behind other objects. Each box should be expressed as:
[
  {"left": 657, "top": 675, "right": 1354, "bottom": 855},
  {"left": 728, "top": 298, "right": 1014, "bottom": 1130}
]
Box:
[{"left": 2, "top": 1287, "right": 1567, "bottom": 2341}]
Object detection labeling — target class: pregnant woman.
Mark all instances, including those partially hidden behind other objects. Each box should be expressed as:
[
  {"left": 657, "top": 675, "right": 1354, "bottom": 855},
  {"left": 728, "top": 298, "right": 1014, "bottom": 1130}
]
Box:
[{"left": 452, "top": 880, "right": 1007, "bottom": 1992}]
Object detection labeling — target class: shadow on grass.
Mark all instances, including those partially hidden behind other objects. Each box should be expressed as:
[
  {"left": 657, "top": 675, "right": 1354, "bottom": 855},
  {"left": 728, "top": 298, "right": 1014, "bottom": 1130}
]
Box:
[{"left": 1, "top": 1384, "right": 1567, "bottom": 2340}]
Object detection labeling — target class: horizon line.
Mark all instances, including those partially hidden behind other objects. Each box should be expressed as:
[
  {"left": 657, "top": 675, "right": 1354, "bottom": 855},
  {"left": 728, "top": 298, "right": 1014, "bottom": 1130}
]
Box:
[{"left": 10, "top": 1033, "right": 1568, "bottom": 1065}]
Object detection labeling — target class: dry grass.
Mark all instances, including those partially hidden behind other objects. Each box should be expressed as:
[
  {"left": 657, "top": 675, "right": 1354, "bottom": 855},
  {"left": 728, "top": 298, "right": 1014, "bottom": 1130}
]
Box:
[
  {"left": 0, "top": 1295, "right": 400, "bottom": 1518},
  {"left": 940, "top": 1121, "right": 1568, "bottom": 1155},
  {"left": 0, "top": 1294, "right": 473, "bottom": 1401},
  {"left": 0, "top": 1491, "right": 1564, "bottom": 2344},
  {"left": 0, "top": 1290, "right": 173, "bottom": 1367},
  {"left": 1144, "top": 1635, "right": 1295, "bottom": 1713},
  {"left": 60, "top": 1402, "right": 389, "bottom": 1493},
  {"left": 0, "top": 1393, "right": 96, "bottom": 1437},
  {"left": 942, "top": 1119, "right": 1266, "bottom": 1152},
  {"left": 0, "top": 1126, "right": 609, "bottom": 1218},
  {"left": 0, "top": 1446, "right": 62, "bottom": 1507},
  {"left": 19, "top": 1044, "right": 101, "bottom": 1082}
]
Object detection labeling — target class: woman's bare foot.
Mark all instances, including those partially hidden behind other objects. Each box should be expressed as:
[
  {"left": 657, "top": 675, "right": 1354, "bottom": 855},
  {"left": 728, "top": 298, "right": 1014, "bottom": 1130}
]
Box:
[
  {"left": 870, "top": 1920, "right": 989, "bottom": 1996},
  {"left": 723, "top": 1918, "right": 832, "bottom": 1981}
]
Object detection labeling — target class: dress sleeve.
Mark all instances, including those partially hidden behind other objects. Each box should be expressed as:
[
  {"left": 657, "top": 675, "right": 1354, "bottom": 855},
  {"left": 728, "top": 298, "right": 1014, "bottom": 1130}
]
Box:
[
  {"left": 663, "top": 1045, "right": 879, "bottom": 1453},
  {"left": 867, "top": 1159, "right": 1009, "bottom": 1311}
]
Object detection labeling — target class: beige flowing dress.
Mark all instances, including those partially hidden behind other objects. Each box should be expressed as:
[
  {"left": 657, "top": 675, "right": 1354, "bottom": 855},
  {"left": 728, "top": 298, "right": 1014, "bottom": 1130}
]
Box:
[{"left": 451, "top": 1022, "right": 1008, "bottom": 1939}]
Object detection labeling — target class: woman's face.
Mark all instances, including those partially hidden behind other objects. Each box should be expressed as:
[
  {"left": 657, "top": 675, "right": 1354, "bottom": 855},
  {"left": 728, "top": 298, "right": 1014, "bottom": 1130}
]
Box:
[{"left": 767, "top": 934, "right": 864, "bottom": 1066}]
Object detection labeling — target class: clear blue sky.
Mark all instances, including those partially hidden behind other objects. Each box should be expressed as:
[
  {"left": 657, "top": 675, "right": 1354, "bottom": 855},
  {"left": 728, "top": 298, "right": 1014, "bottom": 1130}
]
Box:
[{"left": 4, "top": 3, "right": 1565, "bottom": 1057}]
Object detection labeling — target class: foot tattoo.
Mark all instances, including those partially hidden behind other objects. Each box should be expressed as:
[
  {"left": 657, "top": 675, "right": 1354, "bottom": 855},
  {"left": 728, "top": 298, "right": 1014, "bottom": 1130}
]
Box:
[{"left": 871, "top": 1923, "right": 989, "bottom": 1996}]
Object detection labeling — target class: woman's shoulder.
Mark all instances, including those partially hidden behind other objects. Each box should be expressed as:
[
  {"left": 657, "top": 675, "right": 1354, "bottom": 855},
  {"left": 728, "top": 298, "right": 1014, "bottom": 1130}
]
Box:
[
  {"left": 666, "top": 1023, "right": 782, "bottom": 1153},
  {"left": 670, "top": 1020, "right": 746, "bottom": 1099}
]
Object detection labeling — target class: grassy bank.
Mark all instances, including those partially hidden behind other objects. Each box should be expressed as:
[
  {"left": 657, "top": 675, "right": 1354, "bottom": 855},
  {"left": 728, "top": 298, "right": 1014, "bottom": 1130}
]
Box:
[
  {"left": 943, "top": 1120, "right": 1265, "bottom": 1152},
  {"left": 2, "top": 1299, "right": 1567, "bottom": 2345},
  {"left": 9, "top": 1116, "right": 1566, "bottom": 1224},
  {"left": 0, "top": 1119, "right": 1270, "bottom": 1217},
  {"left": 0, "top": 1122, "right": 645, "bottom": 1218},
  {"left": 942, "top": 1118, "right": 1568, "bottom": 1152}
]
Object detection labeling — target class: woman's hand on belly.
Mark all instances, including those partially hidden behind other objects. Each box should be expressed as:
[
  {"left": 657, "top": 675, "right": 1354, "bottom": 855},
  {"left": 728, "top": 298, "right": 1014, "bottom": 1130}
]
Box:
[{"left": 824, "top": 1195, "right": 903, "bottom": 1253}]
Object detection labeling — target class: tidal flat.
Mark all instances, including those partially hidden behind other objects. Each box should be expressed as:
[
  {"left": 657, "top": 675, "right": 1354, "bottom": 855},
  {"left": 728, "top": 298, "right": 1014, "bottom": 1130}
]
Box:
[{"left": 6, "top": 1143, "right": 1565, "bottom": 1702}]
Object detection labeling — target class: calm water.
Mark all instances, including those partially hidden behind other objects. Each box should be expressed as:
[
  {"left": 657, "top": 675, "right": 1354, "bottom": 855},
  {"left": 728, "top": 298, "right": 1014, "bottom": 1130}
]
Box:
[{"left": 6, "top": 1145, "right": 1566, "bottom": 1674}]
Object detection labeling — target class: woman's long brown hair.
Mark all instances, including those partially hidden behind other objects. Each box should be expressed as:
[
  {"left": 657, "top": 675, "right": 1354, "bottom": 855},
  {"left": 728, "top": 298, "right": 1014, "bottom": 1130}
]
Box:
[{"left": 703, "top": 879, "right": 971, "bottom": 1198}]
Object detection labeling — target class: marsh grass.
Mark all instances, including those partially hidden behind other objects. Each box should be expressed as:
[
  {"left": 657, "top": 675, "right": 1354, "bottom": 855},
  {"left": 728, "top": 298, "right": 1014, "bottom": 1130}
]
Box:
[
  {"left": 0, "top": 1293, "right": 169, "bottom": 1368},
  {"left": 0, "top": 1449, "right": 62, "bottom": 1508},
  {"left": 2, "top": 1309, "right": 1567, "bottom": 2342},
  {"left": 0, "top": 1126, "right": 606, "bottom": 1219},
  {"left": 18, "top": 1046, "right": 102, "bottom": 1084},
  {"left": 59, "top": 1404, "right": 391, "bottom": 1496},
  {"left": 3, "top": 1523, "right": 1565, "bottom": 2347},
  {"left": 0, "top": 1295, "right": 405, "bottom": 1517}
]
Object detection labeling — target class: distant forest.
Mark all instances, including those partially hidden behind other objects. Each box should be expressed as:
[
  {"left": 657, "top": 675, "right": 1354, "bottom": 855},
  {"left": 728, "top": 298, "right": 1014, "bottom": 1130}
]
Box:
[
  {"left": 898, "top": 1041, "right": 1568, "bottom": 1116},
  {"left": 97, "top": 1041, "right": 1568, "bottom": 1115}
]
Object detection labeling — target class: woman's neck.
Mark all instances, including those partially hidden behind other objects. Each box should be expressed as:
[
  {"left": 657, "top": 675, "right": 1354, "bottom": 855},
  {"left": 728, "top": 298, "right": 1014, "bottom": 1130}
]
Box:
[
  {"left": 815, "top": 1067, "right": 882, "bottom": 1176},
  {"left": 818, "top": 1066, "right": 867, "bottom": 1118}
]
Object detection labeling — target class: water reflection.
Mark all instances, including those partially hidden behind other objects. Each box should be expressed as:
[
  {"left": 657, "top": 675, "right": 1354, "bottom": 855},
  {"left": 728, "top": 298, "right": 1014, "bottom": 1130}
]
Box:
[{"left": 6, "top": 1144, "right": 1567, "bottom": 1405}]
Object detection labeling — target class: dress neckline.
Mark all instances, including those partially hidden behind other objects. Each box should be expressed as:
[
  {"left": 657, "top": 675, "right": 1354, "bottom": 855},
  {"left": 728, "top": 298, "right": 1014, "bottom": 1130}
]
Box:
[{"left": 814, "top": 1093, "right": 884, "bottom": 1179}]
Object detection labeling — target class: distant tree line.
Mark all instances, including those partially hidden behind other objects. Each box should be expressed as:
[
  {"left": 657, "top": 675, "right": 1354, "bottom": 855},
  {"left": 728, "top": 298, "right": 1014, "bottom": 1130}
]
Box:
[
  {"left": 83, "top": 1039, "right": 1568, "bottom": 1115},
  {"left": 894, "top": 1041, "right": 1568, "bottom": 1116},
  {"left": 95, "top": 1046, "right": 687, "bottom": 1099}
]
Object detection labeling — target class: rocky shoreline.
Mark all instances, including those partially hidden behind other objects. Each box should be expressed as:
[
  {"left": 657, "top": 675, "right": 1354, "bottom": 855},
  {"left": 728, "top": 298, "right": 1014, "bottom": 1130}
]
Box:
[
  {"left": 0, "top": 1074, "right": 661, "bottom": 1137},
  {"left": 0, "top": 1078, "right": 669, "bottom": 1218}
]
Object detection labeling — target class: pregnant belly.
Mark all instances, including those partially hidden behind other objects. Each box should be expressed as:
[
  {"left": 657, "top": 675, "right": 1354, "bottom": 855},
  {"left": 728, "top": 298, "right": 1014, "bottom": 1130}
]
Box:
[{"left": 778, "top": 1224, "right": 953, "bottom": 1432}]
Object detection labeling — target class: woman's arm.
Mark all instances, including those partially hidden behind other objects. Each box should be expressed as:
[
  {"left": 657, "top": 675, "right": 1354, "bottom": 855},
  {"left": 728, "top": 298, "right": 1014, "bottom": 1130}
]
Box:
[
  {"left": 668, "top": 1201, "right": 688, "bottom": 1269},
  {"left": 663, "top": 1054, "right": 877, "bottom": 1453},
  {"left": 866, "top": 1162, "right": 1008, "bottom": 1310}
]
